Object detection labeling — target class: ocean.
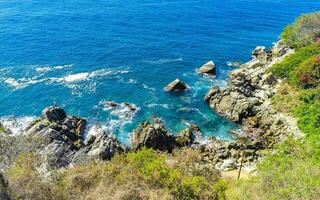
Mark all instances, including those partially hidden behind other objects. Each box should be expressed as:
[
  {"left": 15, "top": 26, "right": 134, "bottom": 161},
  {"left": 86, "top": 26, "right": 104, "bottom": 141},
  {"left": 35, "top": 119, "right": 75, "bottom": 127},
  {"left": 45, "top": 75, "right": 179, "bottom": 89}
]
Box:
[{"left": 0, "top": 0, "right": 319, "bottom": 143}]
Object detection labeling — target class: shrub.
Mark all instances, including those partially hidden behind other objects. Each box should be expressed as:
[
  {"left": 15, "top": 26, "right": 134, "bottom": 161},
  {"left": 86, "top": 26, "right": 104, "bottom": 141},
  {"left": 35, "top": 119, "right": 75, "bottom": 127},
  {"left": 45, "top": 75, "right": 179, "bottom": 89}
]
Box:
[
  {"left": 281, "top": 12, "right": 320, "bottom": 48},
  {"left": 295, "top": 55, "right": 320, "bottom": 88},
  {"left": 270, "top": 44, "right": 320, "bottom": 79}
]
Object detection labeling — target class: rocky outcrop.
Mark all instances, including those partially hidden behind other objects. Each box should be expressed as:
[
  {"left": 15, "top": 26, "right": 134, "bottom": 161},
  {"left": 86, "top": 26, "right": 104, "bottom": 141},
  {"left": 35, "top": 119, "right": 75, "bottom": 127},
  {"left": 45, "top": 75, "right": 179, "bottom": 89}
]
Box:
[
  {"left": 197, "top": 61, "right": 216, "bottom": 75},
  {"left": 164, "top": 79, "right": 188, "bottom": 92},
  {"left": 131, "top": 121, "right": 176, "bottom": 152},
  {"left": 131, "top": 120, "right": 197, "bottom": 152},
  {"left": 202, "top": 41, "right": 301, "bottom": 170},
  {"left": 72, "top": 125, "right": 125, "bottom": 165},
  {"left": 0, "top": 106, "right": 126, "bottom": 174}
]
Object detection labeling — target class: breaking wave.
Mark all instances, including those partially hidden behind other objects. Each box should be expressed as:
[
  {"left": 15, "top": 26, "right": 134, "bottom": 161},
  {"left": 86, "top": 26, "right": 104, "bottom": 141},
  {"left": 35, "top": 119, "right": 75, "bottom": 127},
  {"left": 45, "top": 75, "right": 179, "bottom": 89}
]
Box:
[{"left": 141, "top": 57, "right": 183, "bottom": 64}]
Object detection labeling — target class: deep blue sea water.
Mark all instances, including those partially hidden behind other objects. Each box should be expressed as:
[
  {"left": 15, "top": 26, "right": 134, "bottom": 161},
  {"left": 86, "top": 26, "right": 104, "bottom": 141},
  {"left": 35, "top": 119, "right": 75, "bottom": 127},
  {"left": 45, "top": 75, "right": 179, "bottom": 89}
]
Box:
[{"left": 0, "top": 0, "right": 319, "bottom": 143}]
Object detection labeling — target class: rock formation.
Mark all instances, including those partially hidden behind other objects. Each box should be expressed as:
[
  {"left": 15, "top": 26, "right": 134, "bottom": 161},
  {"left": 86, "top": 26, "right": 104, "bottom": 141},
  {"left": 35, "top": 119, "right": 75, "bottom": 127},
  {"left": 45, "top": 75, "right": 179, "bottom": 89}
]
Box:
[
  {"left": 131, "top": 120, "right": 196, "bottom": 152},
  {"left": 201, "top": 41, "right": 302, "bottom": 170},
  {"left": 164, "top": 79, "right": 188, "bottom": 92},
  {"left": 197, "top": 61, "right": 216, "bottom": 75}
]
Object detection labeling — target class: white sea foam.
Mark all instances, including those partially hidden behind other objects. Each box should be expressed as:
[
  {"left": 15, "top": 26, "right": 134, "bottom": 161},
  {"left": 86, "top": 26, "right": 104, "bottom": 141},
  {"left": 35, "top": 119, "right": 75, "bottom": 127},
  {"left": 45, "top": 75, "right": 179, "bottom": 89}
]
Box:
[
  {"left": 35, "top": 64, "right": 73, "bottom": 73},
  {"left": 64, "top": 72, "right": 90, "bottom": 82},
  {"left": 3, "top": 77, "right": 48, "bottom": 89},
  {"left": 0, "top": 116, "right": 36, "bottom": 135},
  {"left": 142, "top": 84, "right": 156, "bottom": 91},
  {"left": 146, "top": 103, "right": 170, "bottom": 109},
  {"left": 142, "top": 57, "right": 183, "bottom": 64}
]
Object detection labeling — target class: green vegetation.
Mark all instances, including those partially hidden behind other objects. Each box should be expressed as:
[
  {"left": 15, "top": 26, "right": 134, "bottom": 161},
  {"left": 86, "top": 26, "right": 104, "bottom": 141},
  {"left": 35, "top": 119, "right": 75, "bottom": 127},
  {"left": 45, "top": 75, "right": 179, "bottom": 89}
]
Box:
[
  {"left": 3, "top": 148, "right": 225, "bottom": 200},
  {"left": 281, "top": 12, "right": 320, "bottom": 48}
]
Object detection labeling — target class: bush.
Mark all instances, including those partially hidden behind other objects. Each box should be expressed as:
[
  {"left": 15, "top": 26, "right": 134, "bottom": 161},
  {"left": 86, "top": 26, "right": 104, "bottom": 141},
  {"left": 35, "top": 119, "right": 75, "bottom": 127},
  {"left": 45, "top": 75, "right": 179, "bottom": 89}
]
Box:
[
  {"left": 295, "top": 55, "right": 320, "bottom": 88},
  {"left": 2, "top": 148, "right": 224, "bottom": 200},
  {"left": 226, "top": 138, "right": 320, "bottom": 200},
  {"left": 281, "top": 12, "right": 320, "bottom": 48},
  {"left": 270, "top": 44, "right": 320, "bottom": 79}
]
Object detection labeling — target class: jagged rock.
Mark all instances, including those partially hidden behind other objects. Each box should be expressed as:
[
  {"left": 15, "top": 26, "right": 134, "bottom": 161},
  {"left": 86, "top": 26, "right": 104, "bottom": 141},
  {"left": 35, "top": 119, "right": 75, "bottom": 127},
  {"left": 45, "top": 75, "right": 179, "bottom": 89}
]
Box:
[
  {"left": 72, "top": 126, "right": 125, "bottom": 165},
  {"left": 197, "top": 61, "right": 216, "bottom": 75},
  {"left": 42, "top": 106, "right": 67, "bottom": 122},
  {"left": 164, "top": 79, "right": 188, "bottom": 92},
  {"left": 204, "top": 86, "right": 220, "bottom": 103},
  {"left": 252, "top": 46, "right": 266, "bottom": 60},
  {"left": 131, "top": 121, "right": 175, "bottom": 152},
  {"left": 175, "top": 128, "right": 194, "bottom": 147}
]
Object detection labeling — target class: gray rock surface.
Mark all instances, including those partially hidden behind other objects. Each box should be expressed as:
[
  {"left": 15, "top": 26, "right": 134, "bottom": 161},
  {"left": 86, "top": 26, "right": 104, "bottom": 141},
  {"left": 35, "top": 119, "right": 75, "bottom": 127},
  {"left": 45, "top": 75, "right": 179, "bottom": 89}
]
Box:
[
  {"left": 197, "top": 61, "right": 216, "bottom": 75},
  {"left": 164, "top": 79, "right": 188, "bottom": 92}
]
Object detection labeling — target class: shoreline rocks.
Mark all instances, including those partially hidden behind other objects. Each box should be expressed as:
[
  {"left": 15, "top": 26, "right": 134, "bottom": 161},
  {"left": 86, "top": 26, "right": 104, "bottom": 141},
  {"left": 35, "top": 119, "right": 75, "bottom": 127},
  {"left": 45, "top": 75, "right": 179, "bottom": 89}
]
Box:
[
  {"left": 131, "top": 120, "right": 197, "bottom": 152},
  {"left": 202, "top": 41, "right": 301, "bottom": 170}
]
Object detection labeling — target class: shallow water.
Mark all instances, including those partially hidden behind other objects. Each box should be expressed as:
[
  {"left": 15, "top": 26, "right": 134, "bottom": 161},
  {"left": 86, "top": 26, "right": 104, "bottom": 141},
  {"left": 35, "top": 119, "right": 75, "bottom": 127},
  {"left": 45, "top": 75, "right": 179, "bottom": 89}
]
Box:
[{"left": 0, "top": 0, "right": 319, "bottom": 143}]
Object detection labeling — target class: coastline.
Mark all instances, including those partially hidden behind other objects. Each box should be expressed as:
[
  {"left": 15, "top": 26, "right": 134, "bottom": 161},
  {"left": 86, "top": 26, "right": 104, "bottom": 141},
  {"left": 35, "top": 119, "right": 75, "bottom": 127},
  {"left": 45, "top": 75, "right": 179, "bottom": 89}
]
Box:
[{"left": 0, "top": 39, "right": 302, "bottom": 174}]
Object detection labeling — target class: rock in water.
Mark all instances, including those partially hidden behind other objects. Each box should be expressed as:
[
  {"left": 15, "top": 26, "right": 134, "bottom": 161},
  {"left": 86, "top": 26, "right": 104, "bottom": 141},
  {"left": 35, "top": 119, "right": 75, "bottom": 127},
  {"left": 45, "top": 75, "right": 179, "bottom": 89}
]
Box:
[
  {"left": 164, "top": 79, "right": 188, "bottom": 92},
  {"left": 131, "top": 121, "right": 175, "bottom": 152},
  {"left": 42, "top": 106, "right": 67, "bottom": 122},
  {"left": 197, "top": 61, "right": 216, "bottom": 75}
]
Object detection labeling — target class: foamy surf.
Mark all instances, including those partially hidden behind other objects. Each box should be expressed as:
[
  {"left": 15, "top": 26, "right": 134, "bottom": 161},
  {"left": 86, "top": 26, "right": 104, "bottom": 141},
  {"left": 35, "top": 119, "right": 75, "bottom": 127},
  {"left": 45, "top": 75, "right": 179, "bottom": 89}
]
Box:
[
  {"left": 141, "top": 57, "right": 183, "bottom": 64},
  {"left": 0, "top": 116, "right": 36, "bottom": 135},
  {"left": 35, "top": 64, "right": 73, "bottom": 73}
]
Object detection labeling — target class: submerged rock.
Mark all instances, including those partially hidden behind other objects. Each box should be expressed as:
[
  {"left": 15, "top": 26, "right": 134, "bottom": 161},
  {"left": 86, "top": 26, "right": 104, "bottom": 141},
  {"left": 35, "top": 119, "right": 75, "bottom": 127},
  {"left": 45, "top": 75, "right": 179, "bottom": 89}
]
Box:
[
  {"left": 164, "top": 79, "right": 188, "bottom": 92},
  {"left": 197, "top": 61, "right": 216, "bottom": 75}
]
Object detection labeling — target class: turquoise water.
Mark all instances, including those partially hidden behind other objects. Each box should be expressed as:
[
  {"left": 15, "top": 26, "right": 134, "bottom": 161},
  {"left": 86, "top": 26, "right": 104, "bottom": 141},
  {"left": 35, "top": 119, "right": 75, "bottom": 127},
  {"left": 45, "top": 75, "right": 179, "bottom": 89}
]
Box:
[{"left": 0, "top": 0, "right": 319, "bottom": 143}]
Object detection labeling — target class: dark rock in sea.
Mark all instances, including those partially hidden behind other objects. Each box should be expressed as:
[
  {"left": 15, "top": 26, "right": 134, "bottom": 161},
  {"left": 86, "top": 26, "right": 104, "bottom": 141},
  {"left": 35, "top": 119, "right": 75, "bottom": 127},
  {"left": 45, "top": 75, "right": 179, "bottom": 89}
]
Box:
[
  {"left": 124, "top": 102, "right": 137, "bottom": 112},
  {"left": 197, "top": 61, "right": 216, "bottom": 75},
  {"left": 131, "top": 121, "right": 176, "bottom": 152},
  {"left": 102, "top": 101, "right": 119, "bottom": 109},
  {"left": 164, "top": 79, "right": 188, "bottom": 92},
  {"left": 42, "top": 106, "right": 67, "bottom": 122}
]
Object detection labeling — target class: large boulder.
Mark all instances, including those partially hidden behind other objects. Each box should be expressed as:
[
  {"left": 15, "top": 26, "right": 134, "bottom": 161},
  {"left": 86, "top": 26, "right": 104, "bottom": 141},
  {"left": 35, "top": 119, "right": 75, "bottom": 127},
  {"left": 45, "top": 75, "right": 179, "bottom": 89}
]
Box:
[
  {"left": 164, "top": 79, "right": 188, "bottom": 92},
  {"left": 131, "top": 121, "right": 176, "bottom": 152},
  {"left": 42, "top": 106, "right": 67, "bottom": 122},
  {"left": 175, "top": 127, "right": 195, "bottom": 147},
  {"left": 72, "top": 126, "right": 125, "bottom": 165},
  {"left": 197, "top": 61, "right": 216, "bottom": 75},
  {"left": 252, "top": 46, "right": 267, "bottom": 60}
]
